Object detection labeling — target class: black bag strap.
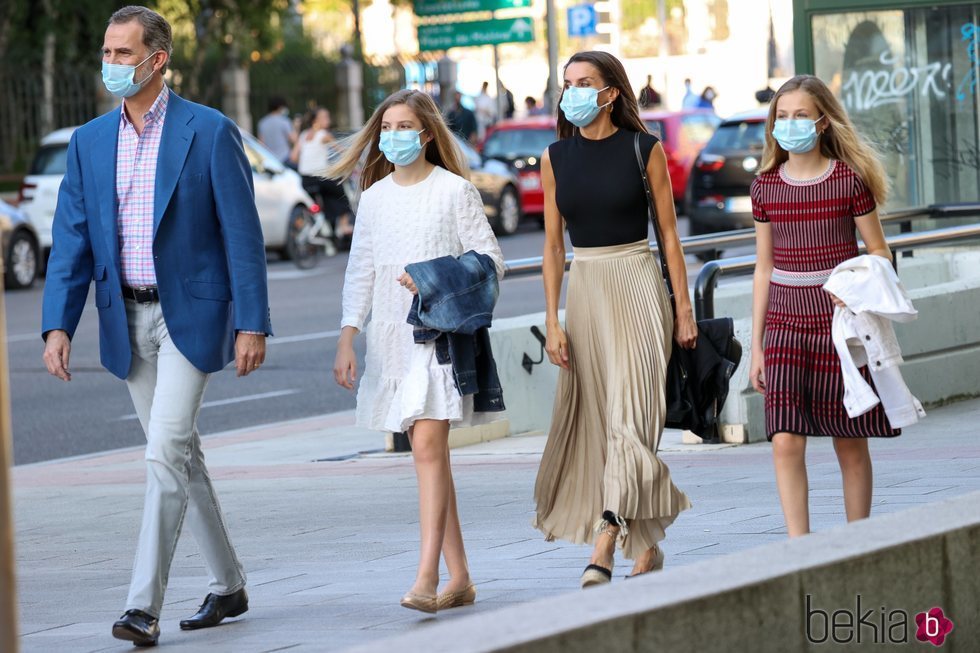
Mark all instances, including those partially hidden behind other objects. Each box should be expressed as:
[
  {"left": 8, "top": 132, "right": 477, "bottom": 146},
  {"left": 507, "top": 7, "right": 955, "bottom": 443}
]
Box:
[{"left": 634, "top": 133, "right": 673, "bottom": 296}]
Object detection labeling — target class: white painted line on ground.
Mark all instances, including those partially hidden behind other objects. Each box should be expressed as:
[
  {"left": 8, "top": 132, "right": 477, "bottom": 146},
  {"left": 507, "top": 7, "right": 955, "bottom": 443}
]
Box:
[
  {"left": 268, "top": 329, "right": 342, "bottom": 345},
  {"left": 267, "top": 268, "right": 329, "bottom": 281},
  {"left": 114, "top": 388, "right": 301, "bottom": 421},
  {"left": 4, "top": 333, "right": 40, "bottom": 344}
]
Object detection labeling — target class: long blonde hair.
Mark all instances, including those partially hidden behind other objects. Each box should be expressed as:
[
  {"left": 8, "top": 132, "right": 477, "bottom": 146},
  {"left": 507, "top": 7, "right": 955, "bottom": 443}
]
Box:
[
  {"left": 325, "top": 89, "right": 468, "bottom": 190},
  {"left": 760, "top": 75, "right": 888, "bottom": 204}
]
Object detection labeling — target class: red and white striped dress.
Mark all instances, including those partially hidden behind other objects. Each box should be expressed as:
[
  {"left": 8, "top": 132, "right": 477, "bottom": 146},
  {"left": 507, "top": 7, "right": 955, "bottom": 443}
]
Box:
[{"left": 751, "top": 160, "right": 900, "bottom": 440}]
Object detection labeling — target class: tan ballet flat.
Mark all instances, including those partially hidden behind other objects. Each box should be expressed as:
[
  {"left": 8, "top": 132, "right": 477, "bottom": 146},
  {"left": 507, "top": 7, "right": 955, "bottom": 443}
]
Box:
[
  {"left": 436, "top": 584, "right": 476, "bottom": 610},
  {"left": 400, "top": 592, "right": 438, "bottom": 614}
]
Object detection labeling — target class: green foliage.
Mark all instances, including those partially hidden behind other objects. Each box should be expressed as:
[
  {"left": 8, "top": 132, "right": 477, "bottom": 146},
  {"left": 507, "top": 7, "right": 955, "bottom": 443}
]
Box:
[{"left": 621, "top": 0, "right": 684, "bottom": 33}]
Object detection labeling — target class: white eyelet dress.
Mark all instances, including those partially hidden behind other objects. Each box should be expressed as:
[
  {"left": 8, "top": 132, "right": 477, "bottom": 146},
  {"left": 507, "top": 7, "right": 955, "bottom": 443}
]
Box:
[{"left": 340, "top": 166, "right": 505, "bottom": 433}]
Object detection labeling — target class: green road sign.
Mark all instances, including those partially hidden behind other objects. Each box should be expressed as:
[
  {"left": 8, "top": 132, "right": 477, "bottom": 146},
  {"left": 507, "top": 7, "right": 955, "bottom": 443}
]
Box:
[
  {"left": 414, "top": 0, "right": 532, "bottom": 17},
  {"left": 418, "top": 17, "right": 535, "bottom": 51}
]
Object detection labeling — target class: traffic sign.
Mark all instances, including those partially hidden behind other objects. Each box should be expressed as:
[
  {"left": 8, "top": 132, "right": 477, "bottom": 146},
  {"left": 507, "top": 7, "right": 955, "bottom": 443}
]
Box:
[
  {"left": 414, "top": 0, "right": 532, "bottom": 17},
  {"left": 418, "top": 17, "right": 535, "bottom": 51},
  {"left": 567, "top": 4, "right": 598, "bottom": 37}
]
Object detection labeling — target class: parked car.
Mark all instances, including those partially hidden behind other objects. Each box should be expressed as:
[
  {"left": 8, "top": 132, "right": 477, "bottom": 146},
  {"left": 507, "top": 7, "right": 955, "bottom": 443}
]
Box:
[
  {"left": 454, "top": 135, "right": 523, "bottom": 236},
  {"left": 685, "top": 108, "right": 769, "bottom": 257},
  {"left": 17, "top": 126, "right": 322, "bottom": 264},
  {"left": 639, "top": 109, "right": 721, "bottom": 209},
  {"left": 480, "top": 117, "right": 557, "bottom": 217},
  {"left": 1, "top": 198, "right": 41, "bottom": 289}
]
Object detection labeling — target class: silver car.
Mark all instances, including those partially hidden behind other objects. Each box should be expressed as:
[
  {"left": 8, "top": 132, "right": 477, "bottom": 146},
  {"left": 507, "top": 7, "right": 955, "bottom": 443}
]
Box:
[
  {"left": 17, "top": 127, "right": 322, "bottom": 263},
  {"left": 1, "top": 199, "right": 41, "bottom": 289}
]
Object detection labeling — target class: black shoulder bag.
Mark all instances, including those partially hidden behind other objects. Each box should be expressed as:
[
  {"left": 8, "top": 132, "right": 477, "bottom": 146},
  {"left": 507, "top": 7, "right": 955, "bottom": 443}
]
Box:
[{"left": 634, "top": 133, "right": 742, "bottom": 440}]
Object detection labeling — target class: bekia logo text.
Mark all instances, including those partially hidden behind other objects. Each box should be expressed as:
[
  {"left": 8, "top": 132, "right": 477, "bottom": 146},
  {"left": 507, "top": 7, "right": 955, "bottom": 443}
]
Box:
[{"left": 806, "top": 595, "right": 954, "bottom": 646}]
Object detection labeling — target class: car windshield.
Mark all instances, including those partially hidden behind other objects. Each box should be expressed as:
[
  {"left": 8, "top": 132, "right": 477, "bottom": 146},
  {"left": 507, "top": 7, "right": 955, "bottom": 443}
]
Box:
[
  {"left": 483, "top": 128, "right": 555, "bottom": 160},
  {"left": 30, "top": 144, "right": 69, "bottom": 175},
  {"left": 704, "top": 120, "right": 765, "bottom": 152}
]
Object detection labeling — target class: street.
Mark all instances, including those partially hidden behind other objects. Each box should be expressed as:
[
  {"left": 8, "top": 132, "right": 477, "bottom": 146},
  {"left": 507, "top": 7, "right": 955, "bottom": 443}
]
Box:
[{"left": 6, "top": 218, "right": 712, "bottom": 465}]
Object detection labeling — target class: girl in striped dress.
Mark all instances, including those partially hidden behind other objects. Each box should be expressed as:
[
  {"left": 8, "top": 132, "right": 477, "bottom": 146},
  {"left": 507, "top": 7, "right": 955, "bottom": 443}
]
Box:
[{"left": 749, "top": 75, "right": 897, "bottom": 538}]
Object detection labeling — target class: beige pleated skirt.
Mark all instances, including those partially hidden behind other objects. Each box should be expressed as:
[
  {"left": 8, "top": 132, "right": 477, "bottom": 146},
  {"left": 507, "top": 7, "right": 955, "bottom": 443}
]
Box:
[{"left": 533, "top": 239, "right": 692, "bottom": 560}]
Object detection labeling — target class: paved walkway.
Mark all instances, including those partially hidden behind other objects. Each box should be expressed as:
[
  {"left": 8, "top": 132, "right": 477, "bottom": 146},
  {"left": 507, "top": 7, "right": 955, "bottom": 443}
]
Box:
[{"left": 12, "top": 398, "right": 980, "bottom": 652}]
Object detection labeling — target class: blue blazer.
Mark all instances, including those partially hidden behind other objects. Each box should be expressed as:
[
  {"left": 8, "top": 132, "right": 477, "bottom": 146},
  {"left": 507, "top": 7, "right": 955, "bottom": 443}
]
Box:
[{"left": 42, "top": 90, "right": 272, "bottom": 379}]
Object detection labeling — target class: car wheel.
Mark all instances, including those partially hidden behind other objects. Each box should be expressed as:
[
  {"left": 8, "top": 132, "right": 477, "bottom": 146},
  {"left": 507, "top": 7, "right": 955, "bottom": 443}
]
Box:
[
  {"left": 491, "top": 185, "right": 521, "bottom": 236},
  {"left": 5, "top": 230, "right": 39, "bottom": 289},
  {"left": 284, "top": 205, "right": 320, "bottom": 269}
]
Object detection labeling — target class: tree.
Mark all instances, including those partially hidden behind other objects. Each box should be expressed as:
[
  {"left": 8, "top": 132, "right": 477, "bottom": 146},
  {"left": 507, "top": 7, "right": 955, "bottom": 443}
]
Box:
[{"left": 155, "top": 0, "right": 292, "bottom": 102}]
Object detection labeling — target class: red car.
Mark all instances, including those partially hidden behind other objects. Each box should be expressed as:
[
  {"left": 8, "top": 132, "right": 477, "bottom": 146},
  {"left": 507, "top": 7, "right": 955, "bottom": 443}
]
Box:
[
  {"left": 480, "top": 117, "right": 557, "bottom": 217},
  {"left": 640, "top": 108, "right": 721, "bottom": 207},
  {"left": 482, "top": 110, "right": 719, "bottom": 217}
]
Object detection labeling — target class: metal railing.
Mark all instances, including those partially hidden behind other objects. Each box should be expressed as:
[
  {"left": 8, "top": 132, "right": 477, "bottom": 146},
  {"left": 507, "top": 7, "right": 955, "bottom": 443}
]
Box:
[
  {"left": 694, "top": 221, "right": 980, "bottom": 320},
  {"left": 502, "top": 202, "right": 980, "bottom": 280}
]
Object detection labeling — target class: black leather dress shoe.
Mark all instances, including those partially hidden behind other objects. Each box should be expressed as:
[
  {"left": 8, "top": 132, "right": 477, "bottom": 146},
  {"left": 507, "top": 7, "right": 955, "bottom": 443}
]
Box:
[
  {"left": 179, "top": 588, "right": 248, "bottom": 630},
  {"left": 112, "top": 609, "right": 160, "bottom": 647}
]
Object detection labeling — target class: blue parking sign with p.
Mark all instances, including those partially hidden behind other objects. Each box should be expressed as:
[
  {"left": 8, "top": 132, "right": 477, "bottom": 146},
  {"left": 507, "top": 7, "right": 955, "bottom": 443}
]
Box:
[{"left": 567, "top": 4, "right": 597, "bottom": 37}]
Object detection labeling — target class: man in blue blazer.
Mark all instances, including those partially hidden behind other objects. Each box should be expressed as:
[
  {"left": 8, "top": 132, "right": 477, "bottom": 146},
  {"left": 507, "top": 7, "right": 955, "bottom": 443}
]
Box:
[{"left": 41, "top": 6, "right": 271, "bottom": 646}]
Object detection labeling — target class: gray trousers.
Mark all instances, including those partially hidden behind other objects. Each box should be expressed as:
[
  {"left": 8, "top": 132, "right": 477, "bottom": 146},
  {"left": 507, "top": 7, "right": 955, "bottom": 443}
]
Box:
[{"left": 123, "top": 299, "right": 246, "bottom": 617}]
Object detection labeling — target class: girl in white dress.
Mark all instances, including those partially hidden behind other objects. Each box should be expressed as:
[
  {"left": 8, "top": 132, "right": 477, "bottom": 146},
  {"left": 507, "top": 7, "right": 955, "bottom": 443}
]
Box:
[{"left": 329, "top": 90, "right": 504, "bottom": 613}]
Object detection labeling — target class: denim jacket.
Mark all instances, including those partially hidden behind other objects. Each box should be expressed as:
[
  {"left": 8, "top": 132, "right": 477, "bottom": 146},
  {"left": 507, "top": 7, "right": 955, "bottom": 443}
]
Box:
[{"left": 405, "top": 251, "right": 505, "bottom": 413}]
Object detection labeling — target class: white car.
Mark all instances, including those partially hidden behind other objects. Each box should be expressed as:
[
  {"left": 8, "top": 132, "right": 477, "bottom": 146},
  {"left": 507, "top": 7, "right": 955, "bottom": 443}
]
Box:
[{"left": 18, "top": 126, "right": 322, "bottom": 264}]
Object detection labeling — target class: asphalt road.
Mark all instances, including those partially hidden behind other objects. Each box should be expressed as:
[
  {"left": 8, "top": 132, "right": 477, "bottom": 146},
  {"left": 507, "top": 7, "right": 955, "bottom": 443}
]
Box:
[{"left": 5, "top": 218, "right": 714, "bottom": 465}]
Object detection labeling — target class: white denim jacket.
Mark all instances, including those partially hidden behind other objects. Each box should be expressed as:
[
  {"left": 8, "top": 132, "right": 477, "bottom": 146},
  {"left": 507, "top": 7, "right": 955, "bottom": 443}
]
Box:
[{"left": 823, "top": 255, "right": 926, "bottom": 428}]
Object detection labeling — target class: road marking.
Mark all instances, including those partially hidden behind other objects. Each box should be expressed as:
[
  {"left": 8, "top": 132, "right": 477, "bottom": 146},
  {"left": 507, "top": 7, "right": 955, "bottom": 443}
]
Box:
[
  {"left": 267, "top": 268, "right": 329, "bottom": 281},
  {"left": 115, "top": 388, "right": 301, "bottom": 421},
  {"left": 268, "top": 329, "right": 342, "bottom": 345},
  {"left": 4, "top": 333, "right": 39, "bottom": 343}
]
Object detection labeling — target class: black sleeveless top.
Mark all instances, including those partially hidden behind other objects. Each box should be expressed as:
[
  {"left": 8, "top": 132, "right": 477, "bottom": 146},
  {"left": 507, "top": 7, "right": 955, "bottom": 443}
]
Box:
[{"left": 548, "top": 128, "right": 659, "bottom": 247}]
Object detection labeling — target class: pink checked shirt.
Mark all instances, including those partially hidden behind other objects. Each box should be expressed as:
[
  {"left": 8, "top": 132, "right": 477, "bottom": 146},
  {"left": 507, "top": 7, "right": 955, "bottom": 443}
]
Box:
[{"left": 116, "top": 85, "right": 169, "bottom": 288}]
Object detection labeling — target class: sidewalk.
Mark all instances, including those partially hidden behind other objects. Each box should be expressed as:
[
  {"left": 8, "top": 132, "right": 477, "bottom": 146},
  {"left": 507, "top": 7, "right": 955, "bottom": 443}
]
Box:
[{"left": 13, "top": 399, "right": 980, "bottom": 652}]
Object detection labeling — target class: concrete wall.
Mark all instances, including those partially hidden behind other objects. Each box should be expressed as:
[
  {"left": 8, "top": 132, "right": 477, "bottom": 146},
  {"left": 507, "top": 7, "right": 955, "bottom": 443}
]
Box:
[
  {"left": 479, "top": 252, "right": 980, "bottom": 443},
  {"left": 345, "top": 489, "right": 980, "bottom": 653},
  {"left": 486, "top": 312, "right": 561, "bottom": 437}
]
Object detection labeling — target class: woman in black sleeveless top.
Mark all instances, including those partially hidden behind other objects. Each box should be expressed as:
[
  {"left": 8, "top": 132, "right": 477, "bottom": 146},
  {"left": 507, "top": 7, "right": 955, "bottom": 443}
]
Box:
[{"left": 532, "top": 51, "right": 697, "bottom": 586}]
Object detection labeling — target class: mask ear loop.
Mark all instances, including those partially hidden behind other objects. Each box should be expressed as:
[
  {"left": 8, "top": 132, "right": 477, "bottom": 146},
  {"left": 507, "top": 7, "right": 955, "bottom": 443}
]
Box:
[
  {"left": 133, "top": 50, "right": 161, "bottom": 86},
  {"left": 596, "top": 86, "right": 614, "bottom": 112}
]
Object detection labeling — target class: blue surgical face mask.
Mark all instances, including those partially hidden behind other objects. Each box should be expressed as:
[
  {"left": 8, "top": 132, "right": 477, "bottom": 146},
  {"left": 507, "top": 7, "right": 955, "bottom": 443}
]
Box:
[
  {"left": 102, "top": 51, "right": 159, "bottom": 98},
  {"left": 560, "top": 86, "right": 611, "bottom": 128},
  {"left": 772, "top": 116, "right": 824, "bottom": 154},
  {"left": 379, "top": 128, "right": 426, "bottom": 167}
]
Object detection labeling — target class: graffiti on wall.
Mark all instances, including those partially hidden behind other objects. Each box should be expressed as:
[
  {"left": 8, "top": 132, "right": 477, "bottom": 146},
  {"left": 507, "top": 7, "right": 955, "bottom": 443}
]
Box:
[
  {"left": 842, "top": 22, "right": 979, "bottom": 112},
  {"left": 955, "top": 22, "right": 978, "bottom": 102},
  {"left": 842, "top": 51, "right": 951, "bottom": 112}
]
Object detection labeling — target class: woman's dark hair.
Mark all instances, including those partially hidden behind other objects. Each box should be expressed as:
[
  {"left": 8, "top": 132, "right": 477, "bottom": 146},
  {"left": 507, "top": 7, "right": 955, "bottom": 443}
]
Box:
[{"left": 557, "top": 51, "right": 648, "bottom": 140}]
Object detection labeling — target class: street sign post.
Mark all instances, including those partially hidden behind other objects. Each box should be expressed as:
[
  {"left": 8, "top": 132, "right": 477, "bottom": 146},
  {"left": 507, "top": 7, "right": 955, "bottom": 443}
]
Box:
[
  {"left": 418, "top": 17, "right": 535, "bottom": 51},
  {"left": 414, "top": 0, "right": 531, "bottom": 17},
  {"left": 567, "top": 4, "right": 598, "bottom": 37}
]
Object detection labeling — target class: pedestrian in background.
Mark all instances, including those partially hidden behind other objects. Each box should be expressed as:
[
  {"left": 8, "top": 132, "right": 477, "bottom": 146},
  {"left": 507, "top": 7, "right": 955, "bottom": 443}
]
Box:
[
  {"left": 503, "top": 85, "right": 516, "bottom": 119},
  {"left": 698, "top": 85, "right": 718, "bottom": 111},
  {"left": 257, "top": 96, "right": 295, "bottom": 164},
  {"left": 41, "top": 6, "right": 270, "bottom": 646},
  {"left": 681, "top": 77, "right": 699, "bottom": 109},
  {"left": 637, "top": 74, "right": 662, "bottom": 109},
  {"left": 525, "top": 96, "right": 547, "bottom": 117},
  {"left": 446, "top": 91, "right": 478, "bottom": 144},
  {"left": 475, "top": 81, "right": 497, "bottom": 140},
  {"left": 329, "top": 89, "right": 504, "bottom": 614},
  {"left": 291, "top": 107, "right": 353, "bottom": 240},
  {"left": 533, "top": 50, "right": 696, "bottom": 588},
  {"left": 749, "top": 75, "right": 897, "bottom": 537}
]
